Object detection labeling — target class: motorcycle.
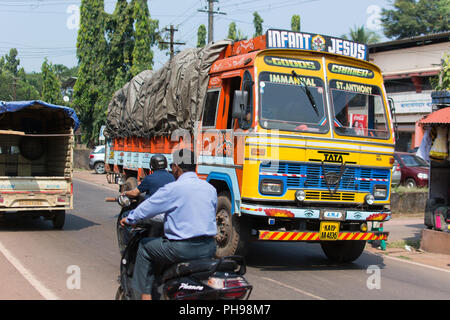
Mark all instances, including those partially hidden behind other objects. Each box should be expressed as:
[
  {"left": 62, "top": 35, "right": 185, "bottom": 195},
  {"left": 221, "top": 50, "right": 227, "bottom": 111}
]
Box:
[{"left": 106, "top": 195, "right": 253, "bottom": 300}]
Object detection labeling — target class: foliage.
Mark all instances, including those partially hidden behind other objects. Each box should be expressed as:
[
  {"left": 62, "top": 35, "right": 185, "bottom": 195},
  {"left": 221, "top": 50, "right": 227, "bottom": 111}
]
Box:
[
  {"left": 253, "top": 12, "right": 264, "bottom": 37},
  {"left": 431, "top": 53, "right": 450, "bottom": 91},
  {"left": 0, "top": 49, "right": 40, "bottom": 101},
  {"left": 381, "top": 0, "right": 449, "bottom": 39},
  {"left": 341, "top": 25, "right": 381, "bottom": 44},
  {"left": 291, "top": 14, "right": 301, "bottom": 32},
  {"left": 73, "top": 0, "right": 109, "bottom": 145},
  {"left": 41, "top": 59, "right": 64, "bottom": 105},
  {"left": 131, "top": 0, "right": 156, "bottom": 77},
  {"left": 227, "top": 22, "right": 247, "bottom": 41},
  {"left": 197, "top": 24, "right": 207, "bottom": 47}
]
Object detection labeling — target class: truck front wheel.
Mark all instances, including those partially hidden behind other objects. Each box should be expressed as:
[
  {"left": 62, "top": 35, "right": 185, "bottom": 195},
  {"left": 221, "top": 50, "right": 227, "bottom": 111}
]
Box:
[
  {"left": 320, "top": 240, "right": 366, "bottom": 263},
  {"left": 214, "top": 192, "right": 248, "bottom": 258}
]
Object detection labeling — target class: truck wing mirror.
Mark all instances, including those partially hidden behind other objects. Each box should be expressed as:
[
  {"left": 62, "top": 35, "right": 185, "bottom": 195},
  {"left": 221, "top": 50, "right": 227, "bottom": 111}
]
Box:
[{"left": 232, "top": 90, "right": 248, "bottom": 119}]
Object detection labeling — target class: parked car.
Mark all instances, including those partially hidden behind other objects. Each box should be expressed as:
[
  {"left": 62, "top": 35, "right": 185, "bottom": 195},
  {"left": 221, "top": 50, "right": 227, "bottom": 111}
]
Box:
[
  {"left": 391, "top": 159, "right": 401, "bottom": 187},
  {"left": 89, "top": 145, "right": 106, "bottom": 174},
  {"left": 394, "top": 152, "right": 429, "bottom": 188}
]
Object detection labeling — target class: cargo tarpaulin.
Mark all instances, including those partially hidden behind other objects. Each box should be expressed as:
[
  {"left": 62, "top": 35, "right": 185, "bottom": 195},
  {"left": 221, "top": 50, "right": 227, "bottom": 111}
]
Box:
[{"left": 104, "top": 40, "right": 232, "bottom": 138}]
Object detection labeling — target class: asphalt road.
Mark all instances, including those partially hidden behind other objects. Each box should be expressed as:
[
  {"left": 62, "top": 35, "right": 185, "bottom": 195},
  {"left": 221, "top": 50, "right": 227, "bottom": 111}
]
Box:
[{"left": 0, "top": 179, "right": 449, "bottom": 300}]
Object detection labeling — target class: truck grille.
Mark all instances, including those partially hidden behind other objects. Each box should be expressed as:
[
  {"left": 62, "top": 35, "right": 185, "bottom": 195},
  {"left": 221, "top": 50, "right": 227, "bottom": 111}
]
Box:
[{"left": 260, "top": 162, "right": 390, "bottom": 193}]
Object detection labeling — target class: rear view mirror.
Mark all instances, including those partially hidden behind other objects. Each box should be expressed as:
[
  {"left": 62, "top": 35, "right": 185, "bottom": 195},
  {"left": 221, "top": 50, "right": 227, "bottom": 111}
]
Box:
[{"left": 232, "top": 90, "right": 248, "bottom": 119}]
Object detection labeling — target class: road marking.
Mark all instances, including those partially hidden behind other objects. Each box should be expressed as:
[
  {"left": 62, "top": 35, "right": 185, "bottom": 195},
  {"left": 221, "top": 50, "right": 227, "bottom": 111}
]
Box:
[
  {"left": 0, "top": 241, "right": 60, "bottom": 300},
  {"left": 73, "top": 177, "right": 117, "bottom": 191},
  {"left": 260, "top": 276, "right": 326, "bottom": 300},
  {"left": 368, "top": 251, "right": 450, "bottom": 274}
]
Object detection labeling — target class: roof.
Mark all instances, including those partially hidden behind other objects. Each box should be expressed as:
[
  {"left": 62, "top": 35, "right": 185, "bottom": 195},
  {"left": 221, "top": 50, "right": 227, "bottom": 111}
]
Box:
[
  {"left": 419, "top": 107, "right": 450, "bottom": 125},
  {"left": 0, "top": 100, "right": 79, "bottom": 130},
  {"left": 368, "top": 31, "right": 450, "bottom": 54}
]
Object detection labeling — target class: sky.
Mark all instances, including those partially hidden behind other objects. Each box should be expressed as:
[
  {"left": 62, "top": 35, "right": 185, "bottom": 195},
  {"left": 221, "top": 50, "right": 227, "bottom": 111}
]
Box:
[{"left": 0, "top": 0, "right": 393, "bottom": 73}]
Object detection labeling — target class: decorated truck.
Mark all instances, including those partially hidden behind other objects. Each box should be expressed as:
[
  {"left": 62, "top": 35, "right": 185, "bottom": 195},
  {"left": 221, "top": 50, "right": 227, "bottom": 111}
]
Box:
[
  {"left": 0, "top": 101, "right": 78, "bottom": 229},
  {"left": 105, "top": 29, "right": 393, "bottom": 262}
]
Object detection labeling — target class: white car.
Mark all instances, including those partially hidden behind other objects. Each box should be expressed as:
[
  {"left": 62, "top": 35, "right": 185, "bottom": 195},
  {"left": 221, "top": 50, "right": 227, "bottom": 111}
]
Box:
[{"left": 89, "top": 145, "right": 106, "bottom": 174}]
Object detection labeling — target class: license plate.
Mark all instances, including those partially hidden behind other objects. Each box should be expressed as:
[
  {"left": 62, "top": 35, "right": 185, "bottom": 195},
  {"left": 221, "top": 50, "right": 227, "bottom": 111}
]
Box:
[
  {"left": 319, "top": 221, "right": 340, "bottom": 241},
  {"left": 18, "top": 200, "right": 45, "bottom": 206}
]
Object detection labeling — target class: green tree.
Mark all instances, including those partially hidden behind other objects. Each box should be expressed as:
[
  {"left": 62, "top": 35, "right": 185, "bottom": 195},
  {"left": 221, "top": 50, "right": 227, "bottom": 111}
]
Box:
[
  {"left": 253, "top": 11, "right": 264, "bottom": 37},
  {"left": 197, "top": 24, "right": 207, "bottom": 47},
  {"left": 41, "top": 59, "right": 63, "bottom": 105},
  {"left": 381, "top": 0, "right": 449, "bottom": 39},
  {"left": 227, "top": 22, "right": 237, "bottom": 40},
  {"left": 131, "top": 0, "right": 156, "bottom": 76},
  {"left": 431, "top": 53, "right": 450, "bottom": 91},
  {"left": 3, "top": 48, "right": 20, "bottom": 76},
  {"left": 291, "top": 14, "right": 301, "bottom": 32},
  {"left": 341, "top": 25, "right": 381, "bottom": 44},
  {"left": 73, "top": 0, "right": 109, "bottom": 145},
  {"left": 106, "top": 0, "right": 135, "bottom": 90}
]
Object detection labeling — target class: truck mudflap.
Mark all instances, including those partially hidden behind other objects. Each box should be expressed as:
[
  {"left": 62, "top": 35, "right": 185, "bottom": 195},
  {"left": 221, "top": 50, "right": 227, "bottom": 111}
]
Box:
[{"left": 258, "top": 230, "right": 389, "bottom": 241}]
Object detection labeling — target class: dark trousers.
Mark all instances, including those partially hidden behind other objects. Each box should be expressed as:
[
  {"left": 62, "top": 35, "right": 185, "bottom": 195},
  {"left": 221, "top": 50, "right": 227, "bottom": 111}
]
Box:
[{"left": 131, "top": 236, "right": 216, "bottom": 295}]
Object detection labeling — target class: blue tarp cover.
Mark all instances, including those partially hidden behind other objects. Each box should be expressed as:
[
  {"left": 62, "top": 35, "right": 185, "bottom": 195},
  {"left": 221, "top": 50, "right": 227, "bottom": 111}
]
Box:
[{"left": 0, "top": 100, "right": 79, "bottom": 130}]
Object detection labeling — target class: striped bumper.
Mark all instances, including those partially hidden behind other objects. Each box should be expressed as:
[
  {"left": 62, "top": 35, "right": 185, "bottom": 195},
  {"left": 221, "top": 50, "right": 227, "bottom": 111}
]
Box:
[{"left": 258, "top": 230, "right": 389, "bottom": 241}]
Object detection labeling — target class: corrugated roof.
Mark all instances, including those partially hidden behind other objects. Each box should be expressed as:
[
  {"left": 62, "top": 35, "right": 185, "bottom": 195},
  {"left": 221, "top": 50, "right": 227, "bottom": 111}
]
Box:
[{"left": 419, "top": 107, "right": 450, "bottom": 125}]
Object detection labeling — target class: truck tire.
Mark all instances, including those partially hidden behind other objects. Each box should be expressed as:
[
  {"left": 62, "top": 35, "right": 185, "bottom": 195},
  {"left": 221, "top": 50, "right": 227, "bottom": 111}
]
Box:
[
  {"left": 215, "top": 192, "right": 249, "bottom": 258},
  {"left": 52, "top": 210, "right": 65, "bottom": 230},
  {"left": 320, "top": 240, "right": 366, "bottom": 263}
]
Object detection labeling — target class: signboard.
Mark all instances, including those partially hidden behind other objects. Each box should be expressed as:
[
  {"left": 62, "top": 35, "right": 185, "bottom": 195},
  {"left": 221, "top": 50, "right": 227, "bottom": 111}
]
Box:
[
  {"left": 349, "top": 114, "right": 368, "bottom": 136},
  {"left": 389, "top": 91, "right": 432, "bottom": 114},
  {"left": 266, "top": 29, "right": 368, "bottom": 61}
]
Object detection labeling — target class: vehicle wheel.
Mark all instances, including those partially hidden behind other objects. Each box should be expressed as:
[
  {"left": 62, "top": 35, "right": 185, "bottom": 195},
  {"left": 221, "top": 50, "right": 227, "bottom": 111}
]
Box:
[
  {"left": 120, "top": 176, "right": 137, "bottom": 193},
  {"left": 115, "top": 286, "right": 128, "bottom": 300},
  {"left": 94, "top": 161, "right": 105, "bottom": 174},
  {"left": 52, "top": 210, "right": 65, "bottom": 230},
  {"left": 405, "top": 178, "right": 416, "bottom": 188},
  {"left": 214, "top": 192, "right": 249, "bottom": 258},
  {"left": 320, "top": 240, "right": 366, "bottom": 263}
]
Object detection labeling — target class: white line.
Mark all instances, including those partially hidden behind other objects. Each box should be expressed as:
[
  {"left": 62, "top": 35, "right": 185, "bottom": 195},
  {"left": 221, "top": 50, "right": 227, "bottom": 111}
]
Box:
[
  {"left": 368, "top": 251, "right": 450, "bottom": 274},
  {"left": 260, "top": 276, "right": 326, "bottom": 300},
  {"left": 73, "top": 178, "right": 117, "bottom": 191},
  {"left": 0, "top": 241, "right": 60, "bottom": 300}
]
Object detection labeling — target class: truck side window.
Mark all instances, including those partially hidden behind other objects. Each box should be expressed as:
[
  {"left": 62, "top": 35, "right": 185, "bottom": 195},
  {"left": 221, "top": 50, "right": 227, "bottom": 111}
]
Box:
[
  {"left": 202, "top": 90, "right": 220, "bottom": 127},
  {"left": 239, "top": 71, "right": 253, "bottom": 130}
]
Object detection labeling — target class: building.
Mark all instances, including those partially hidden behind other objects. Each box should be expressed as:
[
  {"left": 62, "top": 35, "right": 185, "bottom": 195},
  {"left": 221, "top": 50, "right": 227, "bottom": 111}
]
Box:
[{"left": 368, "top": 32, "right": 449, "bottom": 151}]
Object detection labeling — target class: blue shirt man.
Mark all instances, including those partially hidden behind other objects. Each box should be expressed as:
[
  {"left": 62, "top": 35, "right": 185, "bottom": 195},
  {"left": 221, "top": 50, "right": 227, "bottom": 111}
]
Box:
[
  {"left": 120, "top": 148, "right": 217, "bottom": 300},
  {"left": 137, "top": 169, "right": 175, "bottom": 198}
]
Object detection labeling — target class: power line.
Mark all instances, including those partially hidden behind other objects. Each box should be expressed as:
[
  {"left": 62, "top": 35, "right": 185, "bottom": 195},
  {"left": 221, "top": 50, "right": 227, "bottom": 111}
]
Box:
[{"left": 159, "top": 25, "right": 186, "bottom": 59}]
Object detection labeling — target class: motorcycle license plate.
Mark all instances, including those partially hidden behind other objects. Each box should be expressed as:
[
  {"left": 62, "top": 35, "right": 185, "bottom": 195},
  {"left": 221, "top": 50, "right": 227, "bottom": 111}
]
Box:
[{"left": 319, "top": 221, "right": 340, "bottom": 241}]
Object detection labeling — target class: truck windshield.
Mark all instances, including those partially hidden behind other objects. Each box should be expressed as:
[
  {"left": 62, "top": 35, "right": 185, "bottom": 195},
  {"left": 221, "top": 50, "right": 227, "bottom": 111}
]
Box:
[
  {"left": 330, "top": 80, "right": 389, "bottom": 138},
  {"left": 259, "top": 72, "right": 328, "bottom": 133}
]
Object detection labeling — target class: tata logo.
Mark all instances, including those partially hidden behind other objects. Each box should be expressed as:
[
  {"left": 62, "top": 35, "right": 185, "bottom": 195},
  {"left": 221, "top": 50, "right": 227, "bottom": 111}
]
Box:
[
  {"left": 324, "top": 211, "right": 343, "bottom": 219},
  {"left": 323, "top": 153, "right": 343, "bottom": 163}
]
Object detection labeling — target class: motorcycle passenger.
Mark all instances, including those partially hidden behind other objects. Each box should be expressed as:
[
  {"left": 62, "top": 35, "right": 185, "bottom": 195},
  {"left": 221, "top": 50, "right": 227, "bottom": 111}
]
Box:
[
  {"left": 120, "top": 148, "right": 217, "bottom": 300},
  {"left": 122, "top": 154, "right": 175, "bottom": 200}
]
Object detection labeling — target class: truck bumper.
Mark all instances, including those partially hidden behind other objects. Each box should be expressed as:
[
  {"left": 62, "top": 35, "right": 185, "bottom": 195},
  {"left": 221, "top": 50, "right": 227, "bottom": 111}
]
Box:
[{"left": 258, "top": 230, "right": 389, "bottom": 241}]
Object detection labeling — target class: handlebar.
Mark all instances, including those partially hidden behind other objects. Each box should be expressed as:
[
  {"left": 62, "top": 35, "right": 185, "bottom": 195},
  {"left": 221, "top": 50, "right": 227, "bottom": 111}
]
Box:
[{"left": 105, "top": 197, "right": 118, "bottom": 202}]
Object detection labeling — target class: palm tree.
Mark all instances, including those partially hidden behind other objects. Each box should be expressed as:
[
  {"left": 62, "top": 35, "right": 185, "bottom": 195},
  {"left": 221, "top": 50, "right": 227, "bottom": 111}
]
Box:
[{"left": 341, "top": 25, "right": 381, "bottom": 44}]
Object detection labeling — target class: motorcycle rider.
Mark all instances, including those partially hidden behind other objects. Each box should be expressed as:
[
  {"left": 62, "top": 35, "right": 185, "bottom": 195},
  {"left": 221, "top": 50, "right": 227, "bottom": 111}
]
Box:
[
  {"left": 122, "top": 154, "right": 175, "bottom": 199},
  {"left": 120, "top": 148, "right": 217, "bottom": 300}
]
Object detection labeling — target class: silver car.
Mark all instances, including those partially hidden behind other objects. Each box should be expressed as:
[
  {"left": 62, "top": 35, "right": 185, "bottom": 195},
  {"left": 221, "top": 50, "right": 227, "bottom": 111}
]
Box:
[
  {"left": 89, "top": 145, "right": 106, "bottom": 174},
  {"left": 391, "top": 160, "right": 401, "bottom": 187}
]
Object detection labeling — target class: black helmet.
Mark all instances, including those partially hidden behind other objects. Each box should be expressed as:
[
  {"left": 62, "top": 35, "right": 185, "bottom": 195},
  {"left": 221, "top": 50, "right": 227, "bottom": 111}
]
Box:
[{"left": 150, "top": 154, "right": 168, "bottom": 170}]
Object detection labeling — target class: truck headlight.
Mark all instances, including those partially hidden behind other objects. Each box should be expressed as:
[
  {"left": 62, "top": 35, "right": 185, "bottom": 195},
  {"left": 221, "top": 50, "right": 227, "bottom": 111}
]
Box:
[
  {"left": 365, "top": 194, "right": 375, "bottom": 205},
  {"left": 260, "top": 179, "right": 283, "bottom": 195},
  {"left": 373, "top": 185, "right": 387, "bottom": 199},
  {"left": 417, "top": 173, "right": 428, "bottom": 180},
  {"left": 295, "top": 190, "right": 306, "bottom": 202}
]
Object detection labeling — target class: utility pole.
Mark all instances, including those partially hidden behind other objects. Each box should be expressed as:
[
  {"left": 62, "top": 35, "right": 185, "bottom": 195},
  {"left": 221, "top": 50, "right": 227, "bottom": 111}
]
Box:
[
  {"left": 198, "top": 0, "right": 226, "bottom": 43},
  {"left": 160, "top": 25, "right": 186, "bottom": 60}
]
